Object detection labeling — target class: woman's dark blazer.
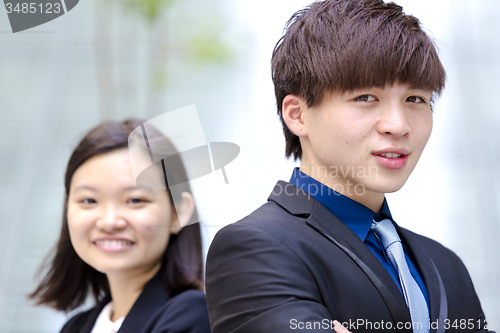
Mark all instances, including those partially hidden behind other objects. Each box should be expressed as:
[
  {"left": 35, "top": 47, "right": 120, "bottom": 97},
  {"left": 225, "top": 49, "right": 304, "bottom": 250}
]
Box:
[{"left": 59, "top": 274, "right": 211, "bottom": 333}]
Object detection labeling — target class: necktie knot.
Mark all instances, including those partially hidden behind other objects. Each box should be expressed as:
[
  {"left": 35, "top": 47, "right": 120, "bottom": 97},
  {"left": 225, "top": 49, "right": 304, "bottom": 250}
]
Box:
[{"left": 371, "top": 218, "right": 401, "bottom": 250}]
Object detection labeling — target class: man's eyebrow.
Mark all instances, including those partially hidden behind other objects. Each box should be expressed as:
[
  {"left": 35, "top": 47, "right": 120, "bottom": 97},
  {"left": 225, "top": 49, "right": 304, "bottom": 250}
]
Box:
[{"left": 407, "top": 85, "right": 431, "bottom": 92}]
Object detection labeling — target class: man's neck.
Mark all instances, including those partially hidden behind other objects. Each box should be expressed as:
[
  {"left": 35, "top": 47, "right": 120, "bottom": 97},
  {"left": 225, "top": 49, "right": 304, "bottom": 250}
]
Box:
[{"left": 298, "top": 165, "right": 385, "bottom": 213}]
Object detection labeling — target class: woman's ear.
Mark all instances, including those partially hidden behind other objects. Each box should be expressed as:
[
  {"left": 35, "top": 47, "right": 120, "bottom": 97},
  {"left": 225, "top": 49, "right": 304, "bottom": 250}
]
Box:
[
  {"left": 170, "top": 192, "right": 195, "bottom": 234},
  {"left": 282, "top": 94, "right": 309, "bottom": 137}
]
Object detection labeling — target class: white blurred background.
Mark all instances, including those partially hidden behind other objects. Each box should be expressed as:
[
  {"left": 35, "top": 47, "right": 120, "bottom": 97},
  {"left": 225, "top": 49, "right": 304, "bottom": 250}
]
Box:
[{"left": 0, "top": 0, "right": 498, "bottom": 331}]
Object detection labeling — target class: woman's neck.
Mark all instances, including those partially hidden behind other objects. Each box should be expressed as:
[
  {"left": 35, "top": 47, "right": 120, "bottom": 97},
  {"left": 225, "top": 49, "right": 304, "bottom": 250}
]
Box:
[{"left": 106, "top": 263, "right": 161, "bottom": 322}]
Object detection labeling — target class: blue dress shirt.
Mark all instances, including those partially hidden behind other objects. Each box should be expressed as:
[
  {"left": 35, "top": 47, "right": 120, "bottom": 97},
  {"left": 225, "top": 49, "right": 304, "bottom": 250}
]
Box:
[{"left": 289, "top": 167, "right": 430, "bottom": 307}]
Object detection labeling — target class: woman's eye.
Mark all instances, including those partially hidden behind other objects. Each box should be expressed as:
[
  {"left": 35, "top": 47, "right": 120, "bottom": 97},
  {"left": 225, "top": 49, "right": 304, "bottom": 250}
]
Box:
[
  {"left": 81, "top": 198, "right": 96, "bottom": 204},
  {"left": 407, "top": 96, "right": 425, "bottom": 103},
  {"left": 355, "top": 95, "right": 377, "bottom": 102},
  {"left": 128, "top": 198, "right": 146, "bottom": 204}
]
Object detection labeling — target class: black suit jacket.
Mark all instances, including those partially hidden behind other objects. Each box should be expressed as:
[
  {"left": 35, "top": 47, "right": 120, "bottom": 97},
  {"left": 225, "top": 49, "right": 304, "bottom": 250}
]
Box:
[
  {"left": 206, "top": 181, "right": 493, "bottom": 333},
  {"left": 60, "top": 274, "right": 211, "bottom": 333}
]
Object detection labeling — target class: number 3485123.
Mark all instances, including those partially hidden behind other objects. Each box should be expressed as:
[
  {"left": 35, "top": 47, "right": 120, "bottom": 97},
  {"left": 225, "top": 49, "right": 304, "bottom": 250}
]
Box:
[{"left": 5, "top": 3, "right": 62, "bottom": 14}]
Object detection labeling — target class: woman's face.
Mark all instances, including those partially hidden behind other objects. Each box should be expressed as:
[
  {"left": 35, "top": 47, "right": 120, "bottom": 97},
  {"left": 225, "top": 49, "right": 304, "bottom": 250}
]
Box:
[{"left": 67, "top": 148, "right": 177, "bottom": 277}]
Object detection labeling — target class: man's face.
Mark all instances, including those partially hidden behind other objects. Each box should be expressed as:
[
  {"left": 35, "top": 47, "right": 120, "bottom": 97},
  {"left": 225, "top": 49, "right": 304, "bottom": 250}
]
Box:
[{"left": 299, "top": 84, "right": 433, "bottom": 203}]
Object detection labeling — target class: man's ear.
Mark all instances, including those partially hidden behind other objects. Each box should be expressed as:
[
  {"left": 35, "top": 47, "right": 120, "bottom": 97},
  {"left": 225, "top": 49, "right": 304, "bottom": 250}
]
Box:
[
  {"left": 170, "top": 192, "right": 195, "bottom": 234},
  {"left": 282, "top": 95, "right": 309, "bottom": 137}
]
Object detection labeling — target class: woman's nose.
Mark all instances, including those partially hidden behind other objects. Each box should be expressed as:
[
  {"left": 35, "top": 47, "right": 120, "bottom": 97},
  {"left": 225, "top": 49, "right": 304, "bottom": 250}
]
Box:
[{"left": 96, "top": 204, "right": 127, "bottom": 232}]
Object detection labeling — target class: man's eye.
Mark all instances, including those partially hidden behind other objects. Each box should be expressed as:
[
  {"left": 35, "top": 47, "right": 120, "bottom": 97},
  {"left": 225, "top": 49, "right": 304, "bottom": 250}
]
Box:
[
  {"left": 407, "top": 96, "right": 425, "bottom": 103},
  {"left": 81, "top": 198, "right": 96, "bottom": 204},
  {"left": 355, "top": 95, "right": 377, "bottom": 102}
]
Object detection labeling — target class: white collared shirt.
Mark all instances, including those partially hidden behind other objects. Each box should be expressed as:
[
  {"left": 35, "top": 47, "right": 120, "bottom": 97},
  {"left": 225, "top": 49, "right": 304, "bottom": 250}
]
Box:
[{"left": 90, "top": 302, "right": 125, "bottom": 333}]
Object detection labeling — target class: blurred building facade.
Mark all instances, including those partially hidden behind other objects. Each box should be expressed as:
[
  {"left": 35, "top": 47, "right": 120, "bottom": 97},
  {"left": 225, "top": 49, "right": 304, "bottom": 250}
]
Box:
[{"left": 0, "top": 0, "right": 498, "bottom": 331}]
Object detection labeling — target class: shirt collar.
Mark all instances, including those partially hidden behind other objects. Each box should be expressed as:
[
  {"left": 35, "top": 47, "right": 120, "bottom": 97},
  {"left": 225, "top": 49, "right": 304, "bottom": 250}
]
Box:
[
  {"left": 289, "top": 167, "right": 393, "bottom": 241},
  {"left": 91, "top": 302, "right": 125, "bottom": 333}
]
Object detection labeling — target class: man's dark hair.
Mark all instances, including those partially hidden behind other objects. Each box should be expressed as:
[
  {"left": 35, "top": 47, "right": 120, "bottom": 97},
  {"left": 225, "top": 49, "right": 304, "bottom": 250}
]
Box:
[
  {"left": 29, "top": 119, "right": 204, "bottom": 311},
  {"left": 271, "top": 0, "right": 446, "bottom": 160}
]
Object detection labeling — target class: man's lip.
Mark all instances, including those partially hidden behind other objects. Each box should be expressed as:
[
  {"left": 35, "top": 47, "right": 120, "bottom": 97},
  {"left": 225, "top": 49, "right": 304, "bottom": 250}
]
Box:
[
  {"left": 372, "top": 148, "right": 410, "bottom": 156},
  {"left": 373, "top": 154, "right": 408, "bottom": 169}
]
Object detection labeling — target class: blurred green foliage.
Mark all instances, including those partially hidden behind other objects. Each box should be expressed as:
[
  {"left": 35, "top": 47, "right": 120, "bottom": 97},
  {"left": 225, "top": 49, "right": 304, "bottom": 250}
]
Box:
[
  {"left": 93, "top": 0, "right": 236, "bottom": 97},
  {"left": 187, "top": 17, "right": 233, "bottom": 65},
  {"left": 117, "top": 0, "right": 234, "bottom": 82},
  {"left": 122, "top": 0, "right": 178, "bottom": 22}
]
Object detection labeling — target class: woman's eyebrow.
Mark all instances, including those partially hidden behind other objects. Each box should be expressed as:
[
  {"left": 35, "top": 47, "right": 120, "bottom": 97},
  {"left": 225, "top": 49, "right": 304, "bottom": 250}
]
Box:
[
  {"left": 73, "top": 185, "right": 97, "bottom": 192},
  {"left": 121, "top": 186, "right": 155, "bottom": 193},
  {"left": 73, "top": 185, "right": 154, "bottom": 193}
]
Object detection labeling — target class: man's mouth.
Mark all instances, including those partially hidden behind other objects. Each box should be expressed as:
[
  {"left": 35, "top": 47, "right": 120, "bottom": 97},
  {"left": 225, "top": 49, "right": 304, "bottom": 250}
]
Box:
[
  {"left": 373, "top": 152, "right": 409, "bottom": 169},
  {"left": 375, "top": 153, "right": 406, "bottom": 158}
]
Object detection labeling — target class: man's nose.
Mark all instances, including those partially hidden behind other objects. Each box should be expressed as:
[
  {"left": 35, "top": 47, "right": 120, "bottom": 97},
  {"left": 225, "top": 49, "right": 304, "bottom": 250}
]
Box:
[{"left": 376, "top": 102, "right": 411, "bottom": 138}]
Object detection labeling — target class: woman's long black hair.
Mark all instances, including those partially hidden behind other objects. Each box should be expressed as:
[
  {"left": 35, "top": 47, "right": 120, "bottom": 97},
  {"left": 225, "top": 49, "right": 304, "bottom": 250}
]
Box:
[{"left": 29, "top": 119, "right": 204, "bottom": 311}]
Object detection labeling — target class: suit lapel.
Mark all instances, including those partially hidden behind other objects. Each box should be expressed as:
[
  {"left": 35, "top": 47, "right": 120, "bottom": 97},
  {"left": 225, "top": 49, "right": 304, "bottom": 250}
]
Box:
[
  {"left": 397, "top": 226, "right": 448, "bottom": 333},
  {"left": 118, "top": 273, "right": 170, "bottom": 333},
  {"left": 268, "top": 181, "right": 412, "bottom": 332},
  {"left": 78, "top": 295, "right": 112, "bottom": 333}
]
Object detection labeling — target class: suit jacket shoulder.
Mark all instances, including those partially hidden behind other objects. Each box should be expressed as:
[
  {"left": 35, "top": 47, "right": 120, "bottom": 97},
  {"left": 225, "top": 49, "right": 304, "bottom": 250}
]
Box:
[
  {"left": 206, "top": 193, "right": 346, "bottom": 333},
  {"left": 59, "top": 276, "right": 210, "bottom": 333},
  {"left": 151, "top": 289, "right": 211, "bottom": 333}
]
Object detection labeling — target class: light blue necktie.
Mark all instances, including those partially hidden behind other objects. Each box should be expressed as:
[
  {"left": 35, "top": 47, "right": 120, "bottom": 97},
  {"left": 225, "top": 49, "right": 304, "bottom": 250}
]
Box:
[{"left": 371, "top": 219, "right": 429, "bottom": 333}]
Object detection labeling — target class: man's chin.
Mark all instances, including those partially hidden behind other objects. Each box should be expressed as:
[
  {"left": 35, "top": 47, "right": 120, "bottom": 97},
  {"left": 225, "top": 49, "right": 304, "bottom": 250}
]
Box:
[{"left": 364, "top": 179, "right": 408, "bottom": 194}]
